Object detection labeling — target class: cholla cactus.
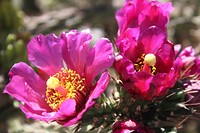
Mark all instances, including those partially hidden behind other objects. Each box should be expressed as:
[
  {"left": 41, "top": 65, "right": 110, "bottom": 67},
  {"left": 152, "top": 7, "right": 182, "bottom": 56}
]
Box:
[
  {"left": 2, "top": 0, "right": 200, "bottom": 133},
  {"left": 0, "top": 34, "right": 28, "bottom": 79},
  {"left": 0, "top": 0, "right": 23, "bottom": 39}
]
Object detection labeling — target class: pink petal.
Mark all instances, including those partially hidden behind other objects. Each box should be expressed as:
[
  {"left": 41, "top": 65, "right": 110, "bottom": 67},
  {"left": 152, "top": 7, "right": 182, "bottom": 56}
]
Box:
[
  {"left": 116, "top": 0, "right": 148, "bottom": 34},
  {"left": 114, "top": 55, "right": 137, "bottom": 94},
  {"left": 152, "top": 72, "right": 174, "bottom": 97},
  {"left": 116, "top": 28, "right": 140, "bottom": 57},
  {"left": 174, "top": 44, "right": 181, "bottom": 56},
  {"left": 89, "top": 71, "right": 110, "bottom": 99},
  {"left": 27, "top": 34, "right": 63, "bottom": 76},
  {"left": 179, "top": 46, "right": 195, "bottom": 57},
  {"left": 59, "top": 99, "right": 76, "bottom": 116},
  {"left": 4, "top": 75, "right": 51, "bottom": 112},
  {"left": 156, "top": 40, "right": 175, "bottom": 73},
  {"left": 60, "top": 30, "right": 91, "bottom": 76},
  {"left": 114, "top": 55, "right": 136, "bottom": 82},
  {"left": 8, "top": 62, "right": 46, "bottom": 95},
  {"left": 139, "top": 1, "right": 174, "bottom": 33},
  {"left": 61, "top": 71, "right": 110, "bottom": 126},
  {"left": 85, "top": 38, "right": 114, "bottom": 85},
  {"left": 133, "top": 72, "right": 155, "bottom": 100},
  {"left": 139, "top": 26, "right": 165, "bottom": 54},
  {"left": 20, "top": 104, "right": 57, "bottom": 122}
]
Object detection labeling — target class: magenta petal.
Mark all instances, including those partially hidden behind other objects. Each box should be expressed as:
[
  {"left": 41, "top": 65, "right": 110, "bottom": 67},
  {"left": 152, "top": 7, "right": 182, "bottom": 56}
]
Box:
[
  {"left": 118, "top": 28, "right": 144, "bottom": 62},
  {"left": 116, "top": 28, "right": 140, "bottom": 57},
  {"left": 27, "top": 34, "right": 63, "bottom": 76},
  {"left": 8, "top": 62, "right": 46, "bottom": 95},
  {"left": 177, "top": 46, "right": 200, "bottom": 79},
  {"left": 60, "top": 30, "right": 91, "bottom": 75},
  {"left": 89, "top": 71, "right": 110, "bottom": 99},
  {"left": 156, "top": 40, "right": 175, "bottom": 73},
  {"left": 174, "top": 44, "right": 181, "bottom": 56},
  {"left": 4, "top": 75, "right": 51, "bottom": 112},
  {"left": 179, "top": 46, "right": 195, "bottom": 57},
  {"left": 20, "top": 104, "right": 57, "bottom": 122},
  {"left": 152, "top": 72, "right": 174, "bottom": 97},
  {"left": 133, "top": 72, "right": 154, "bottom": 100},
  {"left": 85, "top": 38, "right": 114, "bottom": 85},
  {"left": 61, "top": 71, "right": 110, "bottom": 126},
  {"left": 61, "top": 101, "right": 95, "bottom": 127},
  {"left": 112, "top": 119, "right": 153, "bottom": 133},
  {"left": 139, "top": 26, "right": 165, "bottom": 54},
  {"left": 116, "top": 0, "right": 148, "bottom": 34},
  {"left": 59, "top": 99, "right": 76, "bottom": 116},
  {"left": 60, "top": 101, "right": 95, "bottom": 126},
  {"left": 114, "top": 55, "right": 136, "bottom": 82},
  {"left": 139, "top": 1, "right": 174, "bottom": 32}
]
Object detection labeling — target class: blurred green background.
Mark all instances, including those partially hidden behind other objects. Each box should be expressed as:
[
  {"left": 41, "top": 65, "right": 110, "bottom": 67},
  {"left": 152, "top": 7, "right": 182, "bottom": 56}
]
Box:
[{"left": 0, "top": 0, "right": 200, "bottom": 132}]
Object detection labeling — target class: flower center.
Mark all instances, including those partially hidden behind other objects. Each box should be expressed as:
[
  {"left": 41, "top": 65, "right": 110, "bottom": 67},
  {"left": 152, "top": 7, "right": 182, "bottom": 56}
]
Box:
[
  {"left": 134, "top": 53, "right": 156, "bottom": 75},
  {"left": 45, "top": 68, "right": 87, "bottom": 111}
]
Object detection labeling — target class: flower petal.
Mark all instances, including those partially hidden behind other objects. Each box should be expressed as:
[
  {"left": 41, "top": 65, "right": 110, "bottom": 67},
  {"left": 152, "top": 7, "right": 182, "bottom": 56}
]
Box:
[
  {"left": 116, "top": 0, "right": 148, "bottom": 34},
  {"left": 4, "top": 75, "right": 51, "bottom": 112},
  {"left": 60, "top": 71, "right": 110, "bottom": 126},
  {"left": 179, "top": 46, "right": 195, "bottom": 57},
  {"left": 133, "top": 72, "right": 155, "bottom": 100},
  {"left": 116, "top": 28, "right": 140, "bottom": 57},
  {"left": 139, "top": 1, "right": 174, "bottom": 32},
  {"left": 114, "top": 55, "right": 136, "bottom": 82},
  {"left": 59, "top": 99, "right": 76, "bottom": 116},
  {"left": 156, "top": 40, "right": 175, "bottom": 73},
  {"left": 60, "top": 30, "right": 91, "bottom": 76},
  {"left": 27, "top": 34, "right": 63, "bottom": 76},
  {"left": 174, "top": 44, "right": 181, "bottom": 56},
  {"left": 85, "top": 38, "right": 114, "bottom": 85},
  {"left": 139, "top": 26, "right": 165, "bottom": 54},
  {"left": 8, "top": 62, "right": 46, "bottom": 95},
  {"left": 89, "top": 71, "right": 110, "bottom": 99},
  {"left": 20, "top": 104, "right": 57, "bottom": 122}
]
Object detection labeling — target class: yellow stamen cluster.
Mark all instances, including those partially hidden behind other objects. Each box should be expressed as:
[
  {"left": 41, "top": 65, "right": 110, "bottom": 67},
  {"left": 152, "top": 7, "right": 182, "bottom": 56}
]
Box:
[
  {"left": 45, "top": 68, "right": 86, "bottom": 111},
  {"left": 134, "top": 53, "right": 157, "bottom": 75},
  {"left": 134, "top": 54, "right": 145, "bottom": 72}
]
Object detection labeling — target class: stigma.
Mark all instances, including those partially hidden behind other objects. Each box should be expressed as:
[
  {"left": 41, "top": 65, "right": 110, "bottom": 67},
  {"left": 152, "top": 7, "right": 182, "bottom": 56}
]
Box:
[
  {"left": 46, "top": 77, "right": 60, "bottom": 89},
  {"left": 134, "top": 53, "right": 157, "bottom": 75},
  {"left": 144, "top": 53, "right": 156, "bottom": 66}
]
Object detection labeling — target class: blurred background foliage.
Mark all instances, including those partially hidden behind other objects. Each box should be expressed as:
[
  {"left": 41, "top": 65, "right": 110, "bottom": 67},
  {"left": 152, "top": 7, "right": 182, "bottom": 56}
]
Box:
[{"left": 0, "top": 0, "right": 200, "bottom": 133}]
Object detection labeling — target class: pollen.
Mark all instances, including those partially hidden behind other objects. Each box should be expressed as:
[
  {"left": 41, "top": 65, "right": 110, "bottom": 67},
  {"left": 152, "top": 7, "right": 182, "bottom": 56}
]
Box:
[
  {"left": 144, "top": 53, "right": 156, "bottom": 66},
  {"left": 134, "top": 54, "right": 157, "bottom": 75},
  {"left": 45, "top": 68, "right": 87, "bottom": 111},
  {"left": 46, "top": 77, "right": 60, "bottom": 89}
]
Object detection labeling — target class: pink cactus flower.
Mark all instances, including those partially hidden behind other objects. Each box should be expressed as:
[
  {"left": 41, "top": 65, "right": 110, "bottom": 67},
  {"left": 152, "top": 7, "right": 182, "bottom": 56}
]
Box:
[
  {"left": 4, "top": 30, "right": 114, "bottom": 126},
  {"left": 116, "top": 0, "right": 173, "bottom": 35},
  {"left": 114, "top": 0, "right": 179, "bottom": 100},
  {"left": 175, "top": 45, "right": 200, "bottom": 79},
  {"left": 114, "top": 26, "right": 180, "bottom": 100},
  {"left": 112, "top": 119, "right": 154, "bottom": 133}
]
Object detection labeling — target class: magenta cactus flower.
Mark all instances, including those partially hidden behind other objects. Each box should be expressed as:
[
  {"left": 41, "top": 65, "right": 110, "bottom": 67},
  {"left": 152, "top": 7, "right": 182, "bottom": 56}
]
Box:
[
  {"left": 4, "top": 30, "right": 114, "bottom": 126},
  {"left": 175, "top": 45, "right": 200, "bottom": 79},
  {"left": 116, "top": 0, "right": 173, "bottom": 35},
  {"left": 114, "top": 0, "right": 179, "bottom": 100},
  {"left": 114, "top": 26, "right": 180, "bottom": 100},
  {"left": 112, "top": 119, "right": 153, "bottom": 133}
]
